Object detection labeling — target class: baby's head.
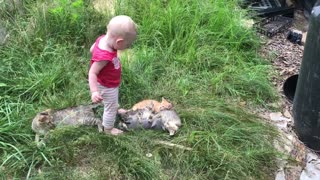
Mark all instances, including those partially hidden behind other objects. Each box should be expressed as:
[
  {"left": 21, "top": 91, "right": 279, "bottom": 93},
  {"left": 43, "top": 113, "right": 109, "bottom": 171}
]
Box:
[{"left": 106, "top": 15, "right": 137, "bottom": 50}]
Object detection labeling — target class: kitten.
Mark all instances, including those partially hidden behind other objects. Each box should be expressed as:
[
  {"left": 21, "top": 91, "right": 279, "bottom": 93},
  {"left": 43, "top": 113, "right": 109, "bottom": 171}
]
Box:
[
  {"left": 131, "top": 97, "right": 173, "bottom": 113},
  {"left": 118, "top": 108, "right": 181, "bottom": 136},
  {"left": 153, "top": 110, "right": 182, "bottom": 136},
  {"left": 32, "top": 104, "right": 103, "bottom": 143},
  {"left": 31, "top": 109, "right": 55, "bottom": 143},
  {"left": 118, "top": 107, "right": 155, "bottom": 130}
]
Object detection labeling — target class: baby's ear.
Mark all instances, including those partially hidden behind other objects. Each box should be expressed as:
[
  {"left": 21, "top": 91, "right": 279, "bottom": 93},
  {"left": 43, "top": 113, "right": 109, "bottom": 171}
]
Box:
[{"left": 116, "top": 38, "right": 124, "bottom": 46}]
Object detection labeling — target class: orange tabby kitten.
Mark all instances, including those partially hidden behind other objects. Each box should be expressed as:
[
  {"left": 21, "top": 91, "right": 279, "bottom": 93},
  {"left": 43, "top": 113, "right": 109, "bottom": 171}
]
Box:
[{"left": 132, "top": 97, "right": 173, "bottom": 113}]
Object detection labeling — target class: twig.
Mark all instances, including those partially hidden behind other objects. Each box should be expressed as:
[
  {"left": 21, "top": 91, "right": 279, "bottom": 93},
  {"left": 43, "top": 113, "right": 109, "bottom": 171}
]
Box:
[{"left": 154, "top": 140, "right": 192, "bottom": 151}]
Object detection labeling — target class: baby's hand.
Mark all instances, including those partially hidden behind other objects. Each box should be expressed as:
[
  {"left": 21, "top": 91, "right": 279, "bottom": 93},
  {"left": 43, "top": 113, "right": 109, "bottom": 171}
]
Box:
[{"left": 91, "top": 91, "right": 103, "bottom": 103}]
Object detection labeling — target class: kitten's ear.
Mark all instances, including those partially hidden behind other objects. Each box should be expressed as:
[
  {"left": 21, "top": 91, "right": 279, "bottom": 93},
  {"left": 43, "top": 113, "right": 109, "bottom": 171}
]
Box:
[
  {"left": 165, "top": 122, "right": 178, "bottom": 136},
  {"left": 38, "top": 115, "right": 48, "bottom": 122},
  {"left": 168, "top": 128, "right": 176, "bottom": 136},
  {"left": 43, "top": 109, "right": 53, "bottom": 115},
  {"left": 162, "top": 97, "right": 169, "bottom": 103},
  {"left": 40, "top": 112, "right": 48, "bottom": 116},
  {"left": 151, "top": 120, "right": 158, "bottom": 127},
  {"left": 154, "top": 114, "right": 161, "bottom": 119}
]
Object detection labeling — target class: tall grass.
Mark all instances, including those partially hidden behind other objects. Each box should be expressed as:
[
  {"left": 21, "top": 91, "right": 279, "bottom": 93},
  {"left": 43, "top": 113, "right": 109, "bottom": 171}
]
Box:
[
  {"left": 0, "top": 0, "right": 279, "bottom": 179},
  {"left": 117, "top": 0, "right": 276, "bottom": 104}
]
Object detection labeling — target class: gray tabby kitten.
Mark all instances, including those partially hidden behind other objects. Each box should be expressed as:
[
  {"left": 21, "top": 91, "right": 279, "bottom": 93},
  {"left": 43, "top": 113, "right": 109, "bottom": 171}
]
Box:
[
  {"left": 153, "top": 110, "right": 182, "bottom": 136},
  {"left": 118, "top": 108, "right": 155, "bottom": 130},
  {"left": 118, "top": 108, "right": 181, "bottom": 136},
  {"left": 32, "top": 104, "right": 103, "bottom": 143}
]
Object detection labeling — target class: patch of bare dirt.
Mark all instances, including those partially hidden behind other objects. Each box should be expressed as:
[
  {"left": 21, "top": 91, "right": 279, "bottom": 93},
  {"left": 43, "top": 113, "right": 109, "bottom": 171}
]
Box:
[{"left": 258, "top": 9, "right": 320, "bottom": 180}]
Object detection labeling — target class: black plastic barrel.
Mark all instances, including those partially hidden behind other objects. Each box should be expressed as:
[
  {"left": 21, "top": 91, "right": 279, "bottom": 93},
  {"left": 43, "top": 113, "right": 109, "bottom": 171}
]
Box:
[
  {"left": 296, "top": 0, "right": 317, "bottom": 16},
  {"left": 293, "top": 0, "right": 320, "bottom": 151},
  {"left": 283, "top": 74, "right": 299, "bottom": 102}
]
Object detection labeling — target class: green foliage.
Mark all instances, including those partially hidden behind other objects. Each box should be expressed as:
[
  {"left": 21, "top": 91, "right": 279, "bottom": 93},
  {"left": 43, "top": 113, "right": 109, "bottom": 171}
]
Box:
[
  {"left": 0, "top": 0, "right": 26, "bottom": 20},
  {"left": 0, "top": 0, "right": 280, "bottom": 179},
  {"left": 3, "top": 0, "right": 109, "bottom": 48},
  {"left": 116, "top": 0, "right": 277, "bottom": 104}
]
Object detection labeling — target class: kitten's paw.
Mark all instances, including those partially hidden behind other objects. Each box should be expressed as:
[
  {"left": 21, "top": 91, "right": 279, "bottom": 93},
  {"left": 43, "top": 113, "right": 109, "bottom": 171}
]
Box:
[
  {"left": 119, "top": 122, "right": 129, "bottom": 131},
  {"left": 36, "top": 140, "right": 46, "bottom": 148},
  {"left": 98, "top": 125, "right": 103, "bottom": 132}
]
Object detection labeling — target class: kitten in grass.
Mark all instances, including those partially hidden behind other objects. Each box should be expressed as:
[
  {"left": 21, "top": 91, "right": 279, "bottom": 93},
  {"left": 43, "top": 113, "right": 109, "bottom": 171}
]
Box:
[
  {"left": 152, "top": 110, "right": 182, "bottom": 136},
  {"left": 32, "top": 104, "right": 103, "bottom": 143},
  {"left": 131, "top": 97, "right": 173, "bottom": 113},
  {"left": 118, "top": 106, "right": 181, "bottom": 136},
  {"left": 118, "top": 107, "right": 155, "bottom": 130}
]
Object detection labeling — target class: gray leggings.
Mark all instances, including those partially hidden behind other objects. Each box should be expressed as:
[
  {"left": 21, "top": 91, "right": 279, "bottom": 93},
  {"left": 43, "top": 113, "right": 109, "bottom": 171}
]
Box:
[{"left": 98, "top": 83, "right": 119, "bottom": 129}]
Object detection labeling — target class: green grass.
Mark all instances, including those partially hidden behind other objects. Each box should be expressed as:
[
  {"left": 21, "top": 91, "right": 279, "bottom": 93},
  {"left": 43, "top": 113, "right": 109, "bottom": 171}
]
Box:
[{"left": 0, "top": 0, "right": 279, "bottom": 179}]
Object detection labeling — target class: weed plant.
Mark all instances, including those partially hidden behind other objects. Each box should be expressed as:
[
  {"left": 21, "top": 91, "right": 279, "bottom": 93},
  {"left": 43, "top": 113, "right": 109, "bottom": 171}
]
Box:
[{"left": 0, "top": 0, "right": 278, "bottom": 179}]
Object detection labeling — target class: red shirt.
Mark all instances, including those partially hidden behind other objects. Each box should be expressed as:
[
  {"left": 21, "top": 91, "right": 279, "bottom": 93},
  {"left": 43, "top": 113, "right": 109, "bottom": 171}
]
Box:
[{"left": 90, "top": 35, "right": 121, "bottom": 88}]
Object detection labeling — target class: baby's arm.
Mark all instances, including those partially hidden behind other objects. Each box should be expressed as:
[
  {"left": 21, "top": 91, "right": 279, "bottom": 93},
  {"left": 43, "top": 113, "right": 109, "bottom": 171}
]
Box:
[
  {"left": 90, "top": 43, "right": 95, "bottom": 53},
  {"left": 88, "top": 61, "right": 108, "bottom": 103}
]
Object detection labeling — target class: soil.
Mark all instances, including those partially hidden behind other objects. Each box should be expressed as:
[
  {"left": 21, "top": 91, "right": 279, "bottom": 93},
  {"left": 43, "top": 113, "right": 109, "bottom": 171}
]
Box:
[
  {"left": 258, "top": 8, "right": 320, "bottom": 180},
  {"left": 259, "top": 9, "right": 307, "bottom": 117}
]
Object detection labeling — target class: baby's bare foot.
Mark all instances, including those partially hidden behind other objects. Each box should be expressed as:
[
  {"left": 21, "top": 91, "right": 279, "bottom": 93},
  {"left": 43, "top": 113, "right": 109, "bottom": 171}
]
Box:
[{"left": 104, "top": 128, "right": 123, "bottom": 135}]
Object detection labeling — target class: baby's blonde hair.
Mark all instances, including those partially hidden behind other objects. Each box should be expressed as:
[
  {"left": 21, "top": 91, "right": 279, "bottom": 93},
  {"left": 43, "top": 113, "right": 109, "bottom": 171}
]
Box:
[{"left": 107, "top": 15, "right": 137, "bottom": 39}]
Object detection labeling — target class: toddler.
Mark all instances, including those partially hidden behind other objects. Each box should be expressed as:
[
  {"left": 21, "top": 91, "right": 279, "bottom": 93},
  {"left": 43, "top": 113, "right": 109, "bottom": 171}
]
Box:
[{"left": 88, "top": 15, "right": 137, "bottom": 135}]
